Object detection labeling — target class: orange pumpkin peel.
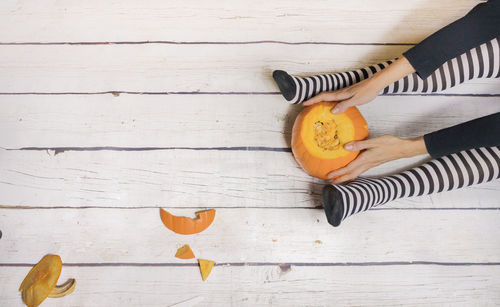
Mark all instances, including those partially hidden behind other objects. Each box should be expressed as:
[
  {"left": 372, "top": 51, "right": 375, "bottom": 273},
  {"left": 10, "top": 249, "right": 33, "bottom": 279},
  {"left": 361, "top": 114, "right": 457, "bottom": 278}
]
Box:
[
  {"left": 19, "top": 254, "right": 76, "bottom": 307},
  {"left": 160, "top": 209, "right": 216, "bottom": 235},
  {"left": 291, "top": 102, "right": 369, "bottom": 179},
  {"left": 175, "top": 245, "right": 195, "bottom": 259}
]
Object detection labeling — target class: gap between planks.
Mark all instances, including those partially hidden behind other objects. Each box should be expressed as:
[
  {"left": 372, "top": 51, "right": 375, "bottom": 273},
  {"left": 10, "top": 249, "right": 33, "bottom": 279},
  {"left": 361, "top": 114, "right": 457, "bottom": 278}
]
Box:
[
  {"left": 2, "top": 261, "right": 500, "bottom": 268},
  {"left": 0, "top": 92, "right": 498, "bottom": 96},
  {"left": 0, "top": 206, "right": 499, "bottom": 210},
  {"left": 3, "top": 146, "right": 293, "bottom": 154},
  {"left": 0, "top": 41, "right": 417, "bottom": 46}
]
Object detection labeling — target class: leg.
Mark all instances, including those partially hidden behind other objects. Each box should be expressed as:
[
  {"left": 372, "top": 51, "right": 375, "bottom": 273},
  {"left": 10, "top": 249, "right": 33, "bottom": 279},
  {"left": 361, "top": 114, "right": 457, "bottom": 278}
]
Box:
[
  {"left": 274, "top": 37, "right": 500, "bottom": 104},
  {"left": 322, "top": 146, "right": 500, "bottom": 227},
  {"left": 273, "top": 60, "right": 393, "bottom": 104}
]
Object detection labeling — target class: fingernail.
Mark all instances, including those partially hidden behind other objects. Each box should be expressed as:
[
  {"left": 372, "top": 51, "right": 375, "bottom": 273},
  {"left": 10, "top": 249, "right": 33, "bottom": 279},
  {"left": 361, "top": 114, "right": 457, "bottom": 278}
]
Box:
[
  {"left": 344, "top": 144, "right": 353, "bottom": 150},
  {"left": 331, "top": 107, "right": 340, "bottom": 114}
]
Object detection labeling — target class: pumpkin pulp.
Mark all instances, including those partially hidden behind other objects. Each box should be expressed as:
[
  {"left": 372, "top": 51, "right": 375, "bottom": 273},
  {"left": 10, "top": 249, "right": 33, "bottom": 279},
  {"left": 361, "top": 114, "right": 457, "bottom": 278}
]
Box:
[
  {"left": 313, "top": 120, "right": 340, "bottom": 151},
  {"left": 301, "top": 103, "right": 356, "bottom": 160}
]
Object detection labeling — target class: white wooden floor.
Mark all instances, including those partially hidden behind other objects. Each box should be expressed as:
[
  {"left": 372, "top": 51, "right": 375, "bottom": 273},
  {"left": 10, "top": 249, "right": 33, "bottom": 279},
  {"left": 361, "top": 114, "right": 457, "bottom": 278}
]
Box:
[{"left": 1, "top": 1, "right": 499, "bottom": 306}]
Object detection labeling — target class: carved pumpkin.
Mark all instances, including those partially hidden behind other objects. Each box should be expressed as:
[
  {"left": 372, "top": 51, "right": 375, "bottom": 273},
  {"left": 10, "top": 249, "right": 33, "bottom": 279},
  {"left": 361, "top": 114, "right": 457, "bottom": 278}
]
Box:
[
  {"left": 160, "top": 209, "right": 216, "bottom": 235},
  {"left": 291, "top": 102, "right": 369, "bottom": 179}
]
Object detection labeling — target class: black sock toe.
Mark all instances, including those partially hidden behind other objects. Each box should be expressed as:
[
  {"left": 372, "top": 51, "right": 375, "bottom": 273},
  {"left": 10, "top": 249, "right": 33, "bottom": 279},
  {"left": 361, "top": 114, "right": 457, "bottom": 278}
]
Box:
[
  {"left": 272, "top": 70, "right": 297, "bottom": 102},
  {"left": 322, "top": 185, "right": 344, "bottom": 227}
]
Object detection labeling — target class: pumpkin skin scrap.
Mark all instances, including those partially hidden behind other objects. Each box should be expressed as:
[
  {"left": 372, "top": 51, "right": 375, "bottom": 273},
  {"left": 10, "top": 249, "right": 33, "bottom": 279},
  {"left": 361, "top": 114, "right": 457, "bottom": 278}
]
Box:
[
  {"left": 291, "top": 102, "right": 369, "bottom": 180},
  {"left": 198, "top": 259, "right": 215, "bottom": 281},
  {"left": 175, "top": 245, "right": 195, "bottom": 259},
  {"left": 19, "top": 255, "right": 62, "bottom": 307},
  {"left": 160, "top": 209, "right": 216, "bottom": 235}
]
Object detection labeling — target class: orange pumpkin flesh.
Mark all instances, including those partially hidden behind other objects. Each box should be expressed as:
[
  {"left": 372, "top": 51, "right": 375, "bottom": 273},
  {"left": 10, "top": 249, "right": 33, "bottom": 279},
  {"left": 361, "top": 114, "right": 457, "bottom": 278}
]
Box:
[
  {"left": 292, "top": 102, "right": 369, "bottom": 180},
  {"left": 19, "top": 255, "right": 62, "bottom": 307},
  {"left": 160, "top": 209, "right": 216, "bottom": 235},
  {"left": 175, "top": 245, "right": 195, "bottom": 259},
  {"left": 198, "top": 259, "right": 215, "bottom": 281}
]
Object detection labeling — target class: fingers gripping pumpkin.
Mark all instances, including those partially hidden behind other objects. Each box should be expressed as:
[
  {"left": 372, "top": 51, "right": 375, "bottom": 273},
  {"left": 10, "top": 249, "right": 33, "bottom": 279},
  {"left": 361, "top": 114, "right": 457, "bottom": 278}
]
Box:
[{"left": 291, "top": 102, "right": 369, "bottom": 179}]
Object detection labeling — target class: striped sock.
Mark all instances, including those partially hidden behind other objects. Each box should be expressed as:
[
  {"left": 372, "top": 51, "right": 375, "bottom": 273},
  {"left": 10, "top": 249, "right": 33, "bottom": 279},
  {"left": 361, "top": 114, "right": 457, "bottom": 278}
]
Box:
[
  {"left": 322, "top": 146, "right": 500, "bottom": 227},
  {"left": 274, "top": 37, "right": 500, "bottom": 104}
]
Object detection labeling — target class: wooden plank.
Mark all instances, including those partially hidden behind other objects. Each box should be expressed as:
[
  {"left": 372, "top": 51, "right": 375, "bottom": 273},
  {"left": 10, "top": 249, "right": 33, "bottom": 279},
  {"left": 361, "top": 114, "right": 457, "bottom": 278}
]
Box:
[
  {"left": 0, "top": 0, "right": 479, "bottom": 43},
  {"left": 0, "top": 95, "right": 498, "bottom": 148},
  {"left": 0, "top": 149, "right": 498, "bottom": 208},
  {"left": 1, "top": 209, "right": 499, "bottom": 263},
  {"left": 0, "top": 44, "right": 498, "bottom": 93},
  {"left": 1, "top": 265, "right": 499, "bottom": 306}
]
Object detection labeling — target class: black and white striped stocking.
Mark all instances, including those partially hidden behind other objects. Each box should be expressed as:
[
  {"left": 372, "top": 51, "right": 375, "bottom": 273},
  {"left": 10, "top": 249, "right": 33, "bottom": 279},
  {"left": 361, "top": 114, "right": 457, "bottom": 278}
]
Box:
[
  {"left": 274, "top": 37, "right": 500, "bottom": 104},
  {"left": 322, "top": 146, "right": 500, "bottom": 227}
]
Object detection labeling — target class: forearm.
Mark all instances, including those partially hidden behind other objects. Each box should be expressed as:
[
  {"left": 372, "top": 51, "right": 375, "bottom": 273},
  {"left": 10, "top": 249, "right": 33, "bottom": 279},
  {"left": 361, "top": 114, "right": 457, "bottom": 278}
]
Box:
[
  {"left": 403, "top": 0, "right": 500, "bottom": 79},
  {"left": 400, "top": 136, "right": 428, "bottom": 158},
  {"left": 424, "top": 113, "right": 500, "bottom": 158},
  {"left": 394, "top": 113, "right": 500, "bottom": 160}
]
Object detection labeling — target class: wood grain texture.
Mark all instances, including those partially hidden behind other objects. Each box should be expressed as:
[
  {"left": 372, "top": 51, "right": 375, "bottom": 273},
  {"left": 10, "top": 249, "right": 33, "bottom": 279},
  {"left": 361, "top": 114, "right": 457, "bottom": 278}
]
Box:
[
  {"left": 1, "top": 265, "right": 499, "bottom": 306},
  {"left": 1, "top": 0, "right": 499, "bottom": 304},
  {"left": 1, "top": 44, "right": 498, "bottom": 93},
  {"left": 0, "top": 95, "right": 498, "bottom": 148},
  {"left": 1, "top": 209, "right": 499, "bottom": 263},
  {"left": 0, "top": 0, "right": 480, "bottom": 43},
  {"left": 0, "top": 149, "right": 499, "bottom": 208}
]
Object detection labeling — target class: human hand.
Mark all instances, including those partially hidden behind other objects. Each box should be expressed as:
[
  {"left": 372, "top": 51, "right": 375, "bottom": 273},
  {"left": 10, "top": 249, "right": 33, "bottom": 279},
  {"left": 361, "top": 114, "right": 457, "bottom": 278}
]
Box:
[
  {"left": 303, "top": 57, "right": 416, "bottom": 114},
  {"left": 303, "top": 78, "right": 381, "bottom": 114},
  {"left": 327, "top": 135, "right": 427, "bottom": 183}
]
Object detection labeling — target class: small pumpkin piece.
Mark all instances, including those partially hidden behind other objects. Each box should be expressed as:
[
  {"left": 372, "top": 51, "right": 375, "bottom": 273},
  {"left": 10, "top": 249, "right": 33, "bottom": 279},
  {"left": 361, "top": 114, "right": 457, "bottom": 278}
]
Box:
[
  {"left": 160, "top": 209, "right": 216, "bottom": 235},
  {"left": 48, "top": 278, "right": 76, "bottom": 298},
  {"left": 198, "top": 259, "right": 215, "bottom": 281},
  {"left": 19, "top": 255, "right": 62, "bottom": 307},
  {"left": 175, "top": 245, "right": 195, "bottom": 259}
]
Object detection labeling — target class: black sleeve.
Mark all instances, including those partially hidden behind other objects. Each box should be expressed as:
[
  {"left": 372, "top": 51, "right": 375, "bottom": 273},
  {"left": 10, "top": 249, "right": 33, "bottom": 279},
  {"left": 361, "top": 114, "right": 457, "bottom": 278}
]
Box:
[
  {"left": 403, "top": 0, "right": 500, "bottom": 79},
  {"left": 424, "top": 112, "right": 500, "bottom": 158}
]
